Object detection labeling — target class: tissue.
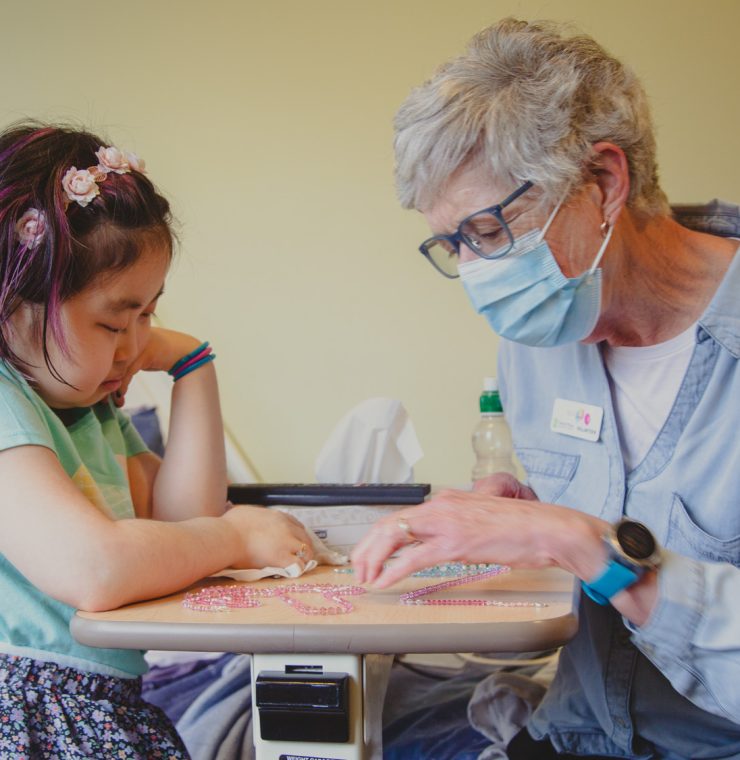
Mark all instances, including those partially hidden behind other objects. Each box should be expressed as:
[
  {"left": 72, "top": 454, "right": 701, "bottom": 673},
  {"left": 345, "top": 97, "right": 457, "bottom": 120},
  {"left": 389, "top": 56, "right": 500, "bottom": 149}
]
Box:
[
  {"left": 270, "top": 398, "right": 425, "bottom": 555},
  {"left": 315, "top": 398, "right": 423, "bottom": 484},
  {"left": 215, "top": 398, "right": 424, "bottom": 573}
]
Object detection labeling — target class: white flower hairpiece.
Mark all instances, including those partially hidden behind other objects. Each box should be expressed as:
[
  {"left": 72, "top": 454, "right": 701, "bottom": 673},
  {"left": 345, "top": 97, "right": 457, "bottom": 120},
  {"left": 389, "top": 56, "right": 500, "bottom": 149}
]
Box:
[
  {"left": 15, "top": 208, "right": 47, "bottom": 249},
  {"left": 125, "top": 152, "right": 146, "bottom": 173},
  {"left": 62, "top": 145, "right": 147, "bottom": 208},
  {"left": 62, "top": 167, "right": 104, "bottom": 207},
  {"left": 96, "top": 146, "right": 128, "bottom": 174}
]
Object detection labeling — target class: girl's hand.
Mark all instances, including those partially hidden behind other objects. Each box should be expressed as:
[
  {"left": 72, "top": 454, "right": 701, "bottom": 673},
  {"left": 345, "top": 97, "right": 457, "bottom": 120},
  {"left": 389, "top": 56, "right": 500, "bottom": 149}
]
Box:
[
  {"left": 113, "top": 327, "right": 202, "bottom": 407},
  {"left": 350, "top": 489, "right": 607, "bottom": 588},
  {"left": 223, "top": 505, "right": 316, "bottom": 569}
]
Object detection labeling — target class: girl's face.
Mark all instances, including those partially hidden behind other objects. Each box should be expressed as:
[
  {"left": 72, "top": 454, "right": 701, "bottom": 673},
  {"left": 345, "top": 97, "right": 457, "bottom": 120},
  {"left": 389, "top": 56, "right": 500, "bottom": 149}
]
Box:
[{"left": 11, "top": 244, "right": 170, "bottom": 409}]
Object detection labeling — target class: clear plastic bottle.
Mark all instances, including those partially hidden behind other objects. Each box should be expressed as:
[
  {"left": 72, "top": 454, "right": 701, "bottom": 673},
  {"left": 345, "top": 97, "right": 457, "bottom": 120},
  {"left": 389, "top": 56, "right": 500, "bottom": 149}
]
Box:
[{"left": 471, "top": 377, "right": 517, "bottom": 481}]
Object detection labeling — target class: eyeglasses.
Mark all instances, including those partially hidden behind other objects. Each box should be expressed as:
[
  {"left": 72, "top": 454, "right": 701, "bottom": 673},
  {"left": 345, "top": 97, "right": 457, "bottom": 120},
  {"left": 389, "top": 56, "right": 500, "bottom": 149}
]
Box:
[{"left": 419, "top": 180, "right": 533, "bottom": 278}]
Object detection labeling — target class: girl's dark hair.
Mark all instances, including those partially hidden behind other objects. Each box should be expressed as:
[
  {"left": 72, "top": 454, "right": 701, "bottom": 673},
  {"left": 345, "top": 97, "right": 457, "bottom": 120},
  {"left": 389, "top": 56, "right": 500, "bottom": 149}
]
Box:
[{"left": 0, "top": 121, "right": 174, "bottom": 379}]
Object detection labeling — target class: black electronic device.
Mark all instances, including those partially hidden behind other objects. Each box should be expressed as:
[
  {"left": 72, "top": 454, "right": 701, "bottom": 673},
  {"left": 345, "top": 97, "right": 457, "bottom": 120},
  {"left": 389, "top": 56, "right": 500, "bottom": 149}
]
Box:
[
  {"left": 255, "top": 666, "right": 350, "bottom": 743},
  {"left": 227, "top": 482, "right": 431, "bottom": 506}
]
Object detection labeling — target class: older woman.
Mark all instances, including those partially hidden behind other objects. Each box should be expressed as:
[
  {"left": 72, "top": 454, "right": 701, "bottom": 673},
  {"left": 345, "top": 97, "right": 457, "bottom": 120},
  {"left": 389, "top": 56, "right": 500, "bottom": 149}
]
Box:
[{"left": 352, "top": 18, "right": 740, "bottom": 760}]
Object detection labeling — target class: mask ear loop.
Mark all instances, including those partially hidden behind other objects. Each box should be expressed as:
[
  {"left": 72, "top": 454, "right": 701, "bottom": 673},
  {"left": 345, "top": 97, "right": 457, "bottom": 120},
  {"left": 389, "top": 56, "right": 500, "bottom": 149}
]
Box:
[
  {"left": 537, "top": 197, "right": 565, "bottom": 243},
  {"left": 587, "top": 220, "right": 614, "bottom": 276}
]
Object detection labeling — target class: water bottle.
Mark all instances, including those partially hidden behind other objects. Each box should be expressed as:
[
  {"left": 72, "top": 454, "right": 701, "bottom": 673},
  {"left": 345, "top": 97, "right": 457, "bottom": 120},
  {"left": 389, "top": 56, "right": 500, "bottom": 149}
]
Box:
[{"left": 472, "top": 377, "right": 517, "bottom": 481}]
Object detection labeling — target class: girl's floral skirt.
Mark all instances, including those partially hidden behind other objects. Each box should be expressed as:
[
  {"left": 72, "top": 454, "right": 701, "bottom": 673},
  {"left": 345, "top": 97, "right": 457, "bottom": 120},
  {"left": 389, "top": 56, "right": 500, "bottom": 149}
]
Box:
[{"left": 0, "top": 653, "right": 189, "bottom": 759}]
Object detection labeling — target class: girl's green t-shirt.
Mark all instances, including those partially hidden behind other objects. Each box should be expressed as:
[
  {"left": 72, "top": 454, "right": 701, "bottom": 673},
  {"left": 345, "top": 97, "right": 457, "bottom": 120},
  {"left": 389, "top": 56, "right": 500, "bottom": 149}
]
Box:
[{"left": 0, "top": 361, "right": 150, "bottom": 676}]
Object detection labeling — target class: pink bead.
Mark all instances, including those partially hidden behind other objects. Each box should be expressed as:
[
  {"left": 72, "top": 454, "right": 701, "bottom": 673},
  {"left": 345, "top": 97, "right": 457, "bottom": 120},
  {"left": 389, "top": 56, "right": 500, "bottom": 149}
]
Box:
[{"left": 183, "top": 570, "right": 546, "bottom": 615}]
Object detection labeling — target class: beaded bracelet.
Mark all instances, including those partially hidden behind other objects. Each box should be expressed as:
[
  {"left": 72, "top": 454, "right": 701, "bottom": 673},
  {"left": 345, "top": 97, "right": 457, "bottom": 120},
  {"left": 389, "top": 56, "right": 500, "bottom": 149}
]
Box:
[
  {"left": 183, "top": 582, "right": 366, "bottom": 615},
  {"left": 168, "top": 342, "right": 216, "bottom": 382},
  {"left": 399, "top": 567, "right": 547, "bottom": 608},
  {"left": 181, "top": 570, "right": 547, "bottom": 615},
  {"left": 334, "top": 562, "right": 504, "bottom": 578}
]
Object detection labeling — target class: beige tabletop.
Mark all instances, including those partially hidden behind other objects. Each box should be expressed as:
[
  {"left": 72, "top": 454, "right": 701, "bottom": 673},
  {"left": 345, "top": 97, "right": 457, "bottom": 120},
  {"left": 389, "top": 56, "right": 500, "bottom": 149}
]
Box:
[{"left": 72, "top": 565, "right": 578, "bottom": 655}]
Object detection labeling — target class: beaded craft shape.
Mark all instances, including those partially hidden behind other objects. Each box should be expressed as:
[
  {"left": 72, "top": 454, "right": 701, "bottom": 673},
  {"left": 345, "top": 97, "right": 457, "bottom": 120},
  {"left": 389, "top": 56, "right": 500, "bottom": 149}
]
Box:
[
  {"left": 399, "top": 567, "right": 548, "bottom": 608},
  {"left": 183, "top": 569, "right": 548, "bottom": 615},
  {"left": 333, "top": 562, "right": 504, "bottom": 578},
  {"left": 182, "top": 582, "right": 366, "bottom": 615}
]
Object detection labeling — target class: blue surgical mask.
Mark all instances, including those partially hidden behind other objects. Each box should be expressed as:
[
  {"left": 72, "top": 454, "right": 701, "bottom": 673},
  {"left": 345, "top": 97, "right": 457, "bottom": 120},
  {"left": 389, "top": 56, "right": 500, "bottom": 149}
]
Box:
[{"left": 458, "top": 200, "right": 613, "bottom": 347}]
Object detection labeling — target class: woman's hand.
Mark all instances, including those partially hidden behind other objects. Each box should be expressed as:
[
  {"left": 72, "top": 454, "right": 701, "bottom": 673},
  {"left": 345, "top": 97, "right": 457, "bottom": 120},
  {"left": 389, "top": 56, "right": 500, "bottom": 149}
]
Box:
[
  {"left": 472, "top": 472, "right": 537, "bottom": 500},
  {"left": 223, "top": 505, "right": 316, "bottom": 570},
  {"left": 350, "top": 488, "right": 608, "bottom": 588}
]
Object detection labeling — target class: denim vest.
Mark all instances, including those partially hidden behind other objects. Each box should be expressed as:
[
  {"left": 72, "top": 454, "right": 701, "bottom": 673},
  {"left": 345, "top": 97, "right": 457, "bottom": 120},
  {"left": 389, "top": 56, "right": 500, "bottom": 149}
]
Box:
[{"left": 498, "top": 200, "right": 740, "bottom": 758}]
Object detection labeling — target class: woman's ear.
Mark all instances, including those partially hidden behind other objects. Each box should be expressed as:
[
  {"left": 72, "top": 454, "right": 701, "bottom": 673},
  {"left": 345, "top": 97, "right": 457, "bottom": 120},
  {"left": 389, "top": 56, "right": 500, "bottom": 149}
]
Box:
[{"left": 590, "top": 142, "right": 630, "bottom": 226}]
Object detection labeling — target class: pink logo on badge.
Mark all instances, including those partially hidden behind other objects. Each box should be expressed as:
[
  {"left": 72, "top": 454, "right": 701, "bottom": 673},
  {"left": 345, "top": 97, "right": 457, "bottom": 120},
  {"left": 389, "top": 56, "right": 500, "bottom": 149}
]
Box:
[
  {"left": 551, "top": 398, "right": 603, "bottom": 442},
  {"left": 576, "top": 409, "right": 591, "bottom": 426}
]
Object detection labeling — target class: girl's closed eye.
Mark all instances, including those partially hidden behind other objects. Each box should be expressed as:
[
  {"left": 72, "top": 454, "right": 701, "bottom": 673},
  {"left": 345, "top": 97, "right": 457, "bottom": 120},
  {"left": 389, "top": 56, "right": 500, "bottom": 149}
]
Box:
[{"left": 101, "top": 323, "right": 127, "bottom": 334}]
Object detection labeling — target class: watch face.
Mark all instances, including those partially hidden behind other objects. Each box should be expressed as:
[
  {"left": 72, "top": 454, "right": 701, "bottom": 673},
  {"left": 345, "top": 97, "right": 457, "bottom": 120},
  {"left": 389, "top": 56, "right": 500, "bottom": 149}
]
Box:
[{"left": 616, "top": 520, "right": 656, "bottom": 561}]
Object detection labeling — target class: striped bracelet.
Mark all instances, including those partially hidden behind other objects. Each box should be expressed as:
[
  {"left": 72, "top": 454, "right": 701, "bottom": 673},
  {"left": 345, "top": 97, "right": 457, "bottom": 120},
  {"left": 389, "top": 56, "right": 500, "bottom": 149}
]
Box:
[{"left": 168, "top": 342, "right": 216, "bottom": 381}]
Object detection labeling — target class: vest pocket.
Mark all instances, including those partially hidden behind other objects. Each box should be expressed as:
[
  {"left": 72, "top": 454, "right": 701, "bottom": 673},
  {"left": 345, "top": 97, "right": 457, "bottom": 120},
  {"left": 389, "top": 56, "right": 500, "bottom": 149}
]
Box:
[
  {"left": 667, "top": 493, "right": 740, "bottom": 565},
  {"left": 515, "top": 447, "right": 580, "bottom": 504}
]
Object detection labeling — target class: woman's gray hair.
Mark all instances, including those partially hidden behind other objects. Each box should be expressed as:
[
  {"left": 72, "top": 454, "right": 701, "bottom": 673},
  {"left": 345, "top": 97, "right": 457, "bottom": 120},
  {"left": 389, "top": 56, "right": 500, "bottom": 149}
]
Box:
[{"left": 394, "top": 18, "right": 669, "bottom": 216}]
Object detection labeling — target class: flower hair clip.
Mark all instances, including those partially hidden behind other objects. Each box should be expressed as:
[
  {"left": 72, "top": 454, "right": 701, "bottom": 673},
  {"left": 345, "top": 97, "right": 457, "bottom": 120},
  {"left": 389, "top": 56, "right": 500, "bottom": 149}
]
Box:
[
  {"left": 62, "top": 145, "right": 146, "bottom": 208},
  {"left": 95, "top": 146, "right": 146, "bottom": 175},
  {"left": 62, "top": 166, "right": 106, "bottom": 208},
  {"left": 15, "top": 208, "right": 47, "bottom": 249}
]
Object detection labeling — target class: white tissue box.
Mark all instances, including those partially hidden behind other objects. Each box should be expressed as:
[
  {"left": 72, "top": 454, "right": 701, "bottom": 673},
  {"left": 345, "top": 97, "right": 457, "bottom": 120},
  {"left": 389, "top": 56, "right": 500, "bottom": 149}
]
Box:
[{"left": 270, "top": 503, "right": 405, "bottom": 554}]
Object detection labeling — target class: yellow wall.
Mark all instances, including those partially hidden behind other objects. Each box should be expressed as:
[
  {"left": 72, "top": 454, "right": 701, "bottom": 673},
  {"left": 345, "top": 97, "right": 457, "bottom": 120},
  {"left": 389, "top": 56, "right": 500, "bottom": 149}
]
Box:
[{"left": 1, "top": 1, "right": 738, "bottom": 484}]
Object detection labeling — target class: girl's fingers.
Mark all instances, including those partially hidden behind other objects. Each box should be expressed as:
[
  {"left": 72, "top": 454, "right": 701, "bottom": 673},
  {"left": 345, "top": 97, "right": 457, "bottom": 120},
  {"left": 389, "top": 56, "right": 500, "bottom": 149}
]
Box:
[{"left": 294, "top": 540, "right": 312, "bottom": 563}]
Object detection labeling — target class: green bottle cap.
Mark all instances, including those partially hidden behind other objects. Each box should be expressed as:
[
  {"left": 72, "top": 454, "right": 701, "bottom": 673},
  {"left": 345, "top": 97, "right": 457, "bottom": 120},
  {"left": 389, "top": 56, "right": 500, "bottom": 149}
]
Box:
[
  {"left": 480, "top": 390, "right": 503, "bottom": 413},
  {"left": 479, "top": 376, "right": 503, "bottom": 413}
]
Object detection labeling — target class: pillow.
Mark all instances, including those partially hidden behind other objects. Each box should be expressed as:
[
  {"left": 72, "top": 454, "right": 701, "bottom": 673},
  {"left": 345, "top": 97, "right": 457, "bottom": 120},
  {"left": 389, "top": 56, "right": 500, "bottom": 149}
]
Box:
[{"left": 128, "top": 405, "right": 165, "bottom": 457}]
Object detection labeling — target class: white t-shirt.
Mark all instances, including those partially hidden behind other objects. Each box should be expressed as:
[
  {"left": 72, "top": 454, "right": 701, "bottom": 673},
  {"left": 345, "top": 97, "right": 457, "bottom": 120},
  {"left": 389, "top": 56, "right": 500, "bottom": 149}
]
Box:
[{"left": 602, "top": 324, "right": 696, "bottom": 472}]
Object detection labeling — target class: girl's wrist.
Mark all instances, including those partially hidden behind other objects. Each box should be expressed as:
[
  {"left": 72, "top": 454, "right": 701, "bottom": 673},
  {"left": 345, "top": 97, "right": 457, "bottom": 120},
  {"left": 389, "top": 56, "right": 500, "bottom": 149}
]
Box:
[
  {"left": 218, "top": 511, "right": 244, "bottom": 562},
  {"left": 168, "top": 340, "right": 216, "bottom": 382}
]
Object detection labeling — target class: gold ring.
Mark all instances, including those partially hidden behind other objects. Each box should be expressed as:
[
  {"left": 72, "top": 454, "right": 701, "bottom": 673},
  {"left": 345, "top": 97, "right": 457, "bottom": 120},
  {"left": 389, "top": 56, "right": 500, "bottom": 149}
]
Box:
[
  {"left": 397, "top": 518, "right": 418, "bottom": 543},
  {"left": 296, "top": 543, "right": 308, "bottom": 560}
]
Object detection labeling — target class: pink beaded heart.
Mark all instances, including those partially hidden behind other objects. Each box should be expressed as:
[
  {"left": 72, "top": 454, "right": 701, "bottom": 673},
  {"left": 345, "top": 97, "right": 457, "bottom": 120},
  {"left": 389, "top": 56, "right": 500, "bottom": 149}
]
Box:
[{"left": 183, "top": 582, "right": 366, "bottom": 615}]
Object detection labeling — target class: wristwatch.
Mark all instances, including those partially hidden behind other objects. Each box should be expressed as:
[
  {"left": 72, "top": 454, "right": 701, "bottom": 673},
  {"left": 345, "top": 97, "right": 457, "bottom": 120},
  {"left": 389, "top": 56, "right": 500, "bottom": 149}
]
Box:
[{"left": 581, "top": 518, "right": 661, "bottom": 605}]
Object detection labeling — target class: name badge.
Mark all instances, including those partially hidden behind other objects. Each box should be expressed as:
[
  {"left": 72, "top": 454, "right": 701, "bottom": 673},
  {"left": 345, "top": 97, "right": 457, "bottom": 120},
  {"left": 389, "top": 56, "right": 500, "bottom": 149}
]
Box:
[{"left": 551, "top": 398, "right": 603, "bottom": 442}]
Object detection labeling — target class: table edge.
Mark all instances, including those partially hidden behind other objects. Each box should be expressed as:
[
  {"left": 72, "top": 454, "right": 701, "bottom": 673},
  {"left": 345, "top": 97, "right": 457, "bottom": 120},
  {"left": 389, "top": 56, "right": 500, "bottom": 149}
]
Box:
[{"left": 71, "top": 613, "right": 578, "bottom": 654}]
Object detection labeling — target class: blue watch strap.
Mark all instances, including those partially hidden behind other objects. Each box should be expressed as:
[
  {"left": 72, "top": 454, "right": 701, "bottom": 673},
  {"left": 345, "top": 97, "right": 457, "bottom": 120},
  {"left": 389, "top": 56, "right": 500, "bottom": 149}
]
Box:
[{"left": 581, "top": 562, "right": 639, "bottom": 605}]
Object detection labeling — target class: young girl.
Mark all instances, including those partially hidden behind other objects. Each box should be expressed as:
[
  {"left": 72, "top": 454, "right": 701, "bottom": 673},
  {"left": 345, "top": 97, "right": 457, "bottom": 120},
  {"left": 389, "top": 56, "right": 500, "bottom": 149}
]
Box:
[{"left": 0, "top": 123, "right": 314, "bottom": 759}]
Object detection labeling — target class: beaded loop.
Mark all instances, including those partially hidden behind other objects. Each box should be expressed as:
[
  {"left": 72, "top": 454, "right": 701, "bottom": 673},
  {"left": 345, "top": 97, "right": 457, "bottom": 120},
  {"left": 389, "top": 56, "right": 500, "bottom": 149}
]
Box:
[
  {"left": 183, "top": 582, "right": 366, "bottom": 615},
  {"left": 334, "top": 562, "right": 512, "bottom": 578},
  {"left": 398, "top": 567, "right": 548, "bottom": 608},
  {"left": 183, "top": 568, "right": 548, "bottom": 615},
  {"left": 411, "top": 562, "right": 503, "bottom": 578}
]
